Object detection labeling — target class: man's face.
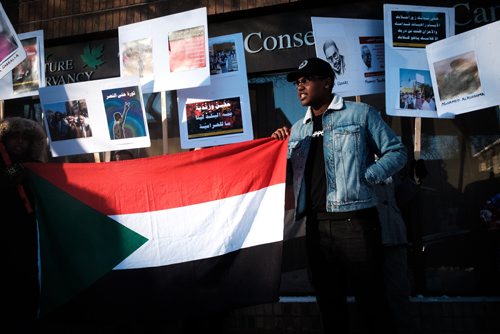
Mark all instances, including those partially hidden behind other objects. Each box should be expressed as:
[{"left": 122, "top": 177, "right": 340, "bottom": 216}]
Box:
[
  {"left": 362, "top": 47, "right": 371, "bottom": 67},
  {"left": 324, "top": 45, "right": 341, "bottom": 74},
  {"left": 294, "top": 76, "right": 328, "bottom": 107}
]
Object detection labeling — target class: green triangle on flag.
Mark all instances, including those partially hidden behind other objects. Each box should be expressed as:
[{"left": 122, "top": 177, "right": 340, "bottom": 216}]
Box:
[{"left": 29, "top": 172, "right": 148, "bottom": 317}]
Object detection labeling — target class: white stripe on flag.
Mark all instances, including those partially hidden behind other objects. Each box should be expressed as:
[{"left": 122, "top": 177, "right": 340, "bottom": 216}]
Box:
[{"left": 110, "top": 184, "right": 285, "bottom": 269}]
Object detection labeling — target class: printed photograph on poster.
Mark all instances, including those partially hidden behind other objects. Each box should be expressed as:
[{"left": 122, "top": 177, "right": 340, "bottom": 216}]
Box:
[
  {"left": 168, "top": 26, "right": 206, "bottom": 72},
  {"left": 322, "top": 38, "right": 347, "bottom": 78},
  {"left": 399, "top": 68, "right": 436, "bottom": 113},
  {"left": 118, "top": 8, "right": 209, "bottom": 93},
  {"left": 426, "top": 20, "right": 500, "bottom": 117},
  {"left": 0, "top": 2, "right": 27, "bottom": 79},
  {"left": 39, "top": 76, "right": 150, "bottom": 157},
  {"left": 186, "top": 97, "right": 243, "bottom": 139},
  {"left": 433, "top": 51, "right": 481, "bottom": 101},
  {"left": 121, "top": 38, "right": 153, "bottom": 78},
  {"left": 390, "top": 10, "right": 446, "bottom": 48},
  {"left": 177, "top": 33, "right": 253, "bottom": 149},
  {"left": 311, "top": 17, "right": 385, "bottom": 97},
  {"left": 13, "top": 37, "right": 39, "bottom": 93},
  {"left": 209, "top": 40, "right": 238, "bottom": 75},
  {"left": 44, "top": 99, "right": 93, "bottom": 141},
  {"left": 359, "top": 37, "right": 384, "bottom": 77},
  {"left": 0, "top": 30, "right": 45, "bottom": 99},
  {"left": 102, "top": 86, "right": 147, "bottom": 140},
  {"left": 384, "top": 4, "right": 455, "bottom": 118}
]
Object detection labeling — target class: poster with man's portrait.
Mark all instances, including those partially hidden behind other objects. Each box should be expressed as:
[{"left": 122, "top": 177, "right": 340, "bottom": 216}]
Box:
[
  {"left": 426, "top": 20, "right": 500, "bottom": 117},
  {"left": 0, "top": 2, "right": 27, "bottom": 79},
  {"left": 384, "top": 4, "right": 455, "bottom": 118},
  {"left": 0, "top": 30, "right": 45, "bottom": 99},
  {"left": 40, "top": 77, "right": 150, "bottom": 157},
  {"left": 311, "top": 17, "right": 385, "bottom": 97},
  {"left": 177, "top": 33, "right": 253, "bottom": 149},
  {"left": 118, "top": 7, "right": 209, "bottom": 93}
]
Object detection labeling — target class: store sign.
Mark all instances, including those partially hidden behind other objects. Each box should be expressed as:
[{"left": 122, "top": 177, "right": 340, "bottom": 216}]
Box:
[
  {"left": 243, "top": 31, "right": 314, "bottom": 54},
  {"left": 454, "top": 2, "right": 500, "bottom": 29},
  {"left": 45, "top": 39, "right": 119, "bottom": 86}
]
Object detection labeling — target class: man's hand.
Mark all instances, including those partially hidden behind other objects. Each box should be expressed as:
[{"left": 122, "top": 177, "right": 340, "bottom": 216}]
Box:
[{"left": 271, "top": 126, "right": 290, "bottom": 140}]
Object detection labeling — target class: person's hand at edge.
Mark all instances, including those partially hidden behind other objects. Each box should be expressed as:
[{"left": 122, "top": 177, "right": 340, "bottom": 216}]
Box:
[{"left": 271, "top": 126, "right": 290, "bottom": 140}]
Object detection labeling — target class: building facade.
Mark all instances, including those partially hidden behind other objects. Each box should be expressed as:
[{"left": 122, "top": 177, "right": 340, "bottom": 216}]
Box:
[{"left": 2, "top": 0, "right": 500, "bottom": 300}]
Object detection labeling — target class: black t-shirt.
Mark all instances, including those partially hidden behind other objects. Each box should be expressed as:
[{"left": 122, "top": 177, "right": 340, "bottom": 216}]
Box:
[{"left": 304, "top": 114, "right": 327, "bottom": 214}]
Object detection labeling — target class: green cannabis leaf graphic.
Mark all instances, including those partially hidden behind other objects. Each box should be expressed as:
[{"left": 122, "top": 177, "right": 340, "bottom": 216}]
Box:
[{"left": 81, "top": 44, "right": 105, "bottom": 69}]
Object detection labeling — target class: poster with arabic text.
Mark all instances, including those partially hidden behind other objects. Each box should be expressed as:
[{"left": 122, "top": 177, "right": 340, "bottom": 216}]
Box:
[
  {"left": 177, "top": 33, "right": 253, "bottom": 149},
  {"left": 118, "top": 7, "right": 209, "bottom": 93},
  {"left": 39, "top": 76, "right": 150, "bottom": 157},
  {"left": 384, "top": 4, "right": 454, "bottom": 118}
]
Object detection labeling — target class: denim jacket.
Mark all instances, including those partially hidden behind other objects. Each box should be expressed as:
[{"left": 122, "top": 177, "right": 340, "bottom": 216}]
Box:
[{"left": 288, "top": 95, "right": 407, "bottom": 217}]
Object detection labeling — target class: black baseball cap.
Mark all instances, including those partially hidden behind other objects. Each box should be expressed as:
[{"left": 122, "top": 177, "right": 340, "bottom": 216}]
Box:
[{"left": 286, "top": 57, "right": 335, "bottom": 82}]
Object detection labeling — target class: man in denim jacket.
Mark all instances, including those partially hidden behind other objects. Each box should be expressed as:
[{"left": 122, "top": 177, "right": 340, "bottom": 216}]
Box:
[{"left": 272, "top": 57, "right": 407, "bottom": 334}]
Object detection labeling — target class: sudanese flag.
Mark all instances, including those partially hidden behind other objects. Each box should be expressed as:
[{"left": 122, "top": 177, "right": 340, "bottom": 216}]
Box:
[{"left": 26, "top": 138, "right": 287, "bottom": 320}]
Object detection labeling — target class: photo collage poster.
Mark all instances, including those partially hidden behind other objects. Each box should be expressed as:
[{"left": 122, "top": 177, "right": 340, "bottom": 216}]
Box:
[
  {"left": 118, "top": 7, "right": 209, "bottom": 94},
  {"left": 177, "top": 33, "right": 253, "bottom": 149},
  {"left": 0, "top": 2, "right": 26, "bottom": 79},
  {"left": 426, "top": 20, "right": 500, "bottom": 117},
  {"left": 39, "top": 76, "right": 150, "bottom": 157},
  {"left": 384, "top": 4, "right": 455, "bottom": 118},
  {"left": 0, "top": 30, "right": 45, "bottom": 99},
  {"left": 311, "top": 17, "right": 385, "bottom": 97}
]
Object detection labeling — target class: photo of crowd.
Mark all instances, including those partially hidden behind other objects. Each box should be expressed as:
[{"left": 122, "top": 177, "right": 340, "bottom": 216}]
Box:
[
  {"left": 44, "top": 99, "right": 93, "bottom": 142},
  {"left": 399, "top": 68, "right": 436, "bottom": 111},
  {"left": 209, "top": 41, "right": 238, "bottom": 75}
]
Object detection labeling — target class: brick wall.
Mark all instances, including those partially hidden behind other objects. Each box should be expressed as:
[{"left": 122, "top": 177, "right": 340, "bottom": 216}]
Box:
[{"left": 6, "top": 0, "right": 302, "bottom": 39}]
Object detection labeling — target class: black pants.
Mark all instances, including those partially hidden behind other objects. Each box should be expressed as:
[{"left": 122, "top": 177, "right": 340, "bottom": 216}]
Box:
[{"left": 306, "top": 209, "right": 396, "bottom": 334}]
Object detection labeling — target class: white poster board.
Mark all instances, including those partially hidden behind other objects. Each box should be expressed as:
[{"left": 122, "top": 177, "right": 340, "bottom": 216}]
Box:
[
  {"left": 118, "top": 7, "right": 209, "bottom": 94},
  {"left": 384, "top": 4, "right": 455, "bottom": 118},
  {"left": 177, "top": 33, "right": 253, "bottom": 149},
  {"left": 312, "top": 17, "right": 385, "bottom": 97},
  {"left": 426, "top": 20, "right": 500, "bottom": 117},
  {"left": 0, "top": 30, "right": 45, "bottom": 99},
  {"left": 0, "top": 2, "right": 26, "bottom": 79},
  {"left": 39, "top": 77, "right": 150, "bottom": 157}
]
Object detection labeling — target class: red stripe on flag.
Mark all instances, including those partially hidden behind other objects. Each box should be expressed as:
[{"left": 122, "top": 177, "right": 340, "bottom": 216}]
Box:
[{"left": 26, "top": 138, "right": 288, "bottom": 215}]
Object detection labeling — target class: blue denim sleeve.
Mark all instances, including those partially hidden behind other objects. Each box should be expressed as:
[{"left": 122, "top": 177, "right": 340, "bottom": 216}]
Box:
[{"left": 364, "top": 106, "right": 407, "bottom": 185}]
